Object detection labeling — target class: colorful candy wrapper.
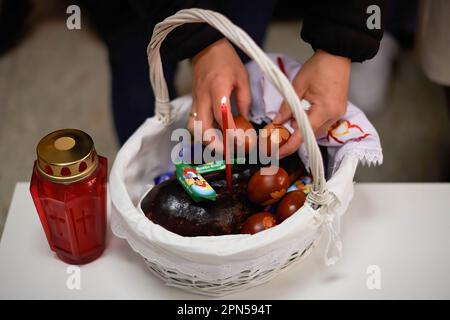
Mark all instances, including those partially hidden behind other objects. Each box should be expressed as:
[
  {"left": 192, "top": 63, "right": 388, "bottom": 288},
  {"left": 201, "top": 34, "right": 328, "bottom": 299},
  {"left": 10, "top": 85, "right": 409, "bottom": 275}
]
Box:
[
  {"left": 287, "top": 176, "right": 313, "bottom": 195},
  {"left": 174, "top": 158, "right": 245, "bottom": 202},
  {"left": 196, "top": 161, "right": 225, "bottom": 174},
  {"left": 195, "top": 158, "right": 245, "bottom": 174},
  {"left": 176, "top": 163, "right": 216, "bottom": 202}
]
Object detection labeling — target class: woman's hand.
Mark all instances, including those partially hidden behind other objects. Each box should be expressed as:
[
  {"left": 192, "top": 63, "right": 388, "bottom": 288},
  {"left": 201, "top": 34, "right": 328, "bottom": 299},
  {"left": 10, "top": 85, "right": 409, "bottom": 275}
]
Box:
[
  {"left": 189, "top": 39, "right": 251, "bottom": 144},
  {"left": 273, "top": 49, "right": 351, "bottom": 158}
]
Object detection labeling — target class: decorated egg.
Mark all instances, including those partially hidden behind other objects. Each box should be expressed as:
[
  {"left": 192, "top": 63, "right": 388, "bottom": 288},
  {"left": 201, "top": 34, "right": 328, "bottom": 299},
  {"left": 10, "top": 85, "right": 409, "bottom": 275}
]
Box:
[
  {"left": 241, "top": 212, "right": 277, "bottom": 234},
  {"left": 247, "top": 166, "right": 289, "bottom": 205},
  {"left": 233, "top": 115, "right": 256, "bottom": 153},
  {"left": 262, "top": 123, "right": 291, "bottom": 155},
  {"left": 275, "top": 190, "right": 306, "bottom": 223}
]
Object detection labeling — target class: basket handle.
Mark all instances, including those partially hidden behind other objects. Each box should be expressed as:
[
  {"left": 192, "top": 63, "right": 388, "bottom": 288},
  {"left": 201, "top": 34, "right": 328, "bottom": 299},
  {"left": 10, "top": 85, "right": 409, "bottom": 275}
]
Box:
[{"left": 147, "top": 8, "right": 331, "bottom": 204}]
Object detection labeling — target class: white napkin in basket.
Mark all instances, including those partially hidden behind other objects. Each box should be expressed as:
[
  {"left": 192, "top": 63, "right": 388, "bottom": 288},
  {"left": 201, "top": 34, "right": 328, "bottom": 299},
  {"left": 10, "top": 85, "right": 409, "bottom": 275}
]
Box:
[{"left": 246, "top": 53, "right": 383, "bottom": 174}]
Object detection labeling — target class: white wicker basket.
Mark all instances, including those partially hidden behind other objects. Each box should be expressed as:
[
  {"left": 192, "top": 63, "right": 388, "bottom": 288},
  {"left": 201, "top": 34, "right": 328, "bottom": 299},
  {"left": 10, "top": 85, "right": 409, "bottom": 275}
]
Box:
[{"left": 110, "top": 9, "right": 359, "bottom": 296}]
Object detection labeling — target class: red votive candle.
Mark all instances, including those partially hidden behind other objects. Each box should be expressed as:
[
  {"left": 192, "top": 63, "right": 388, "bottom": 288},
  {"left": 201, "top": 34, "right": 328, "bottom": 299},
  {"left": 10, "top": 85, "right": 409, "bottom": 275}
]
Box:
[{"left": 30, "top": 129, "right": 107, "bottom": 265}]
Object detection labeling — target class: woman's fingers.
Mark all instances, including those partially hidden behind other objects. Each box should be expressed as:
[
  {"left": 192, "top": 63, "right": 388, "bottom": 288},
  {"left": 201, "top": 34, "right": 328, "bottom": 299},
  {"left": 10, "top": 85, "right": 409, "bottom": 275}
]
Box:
[
  {"left": 193, "top": 94, "right": 215, "bottom": 142},
  {"left": 278, "top": 128, "right": 302, "bottom": 159},
  {"left": 278, "top": 103, "right": 335, "bottom": 158},
  {"left": 290, "top": 118, "right": 298, "bottom": 130},
  {"left": 306, "top": 103, "right": 329, "bottom": 134},
  {"left": 211, "top": 83, "right": 236, "bottom": 131},
  {"left": 315, "top": 119, "right": 337, "bottom": 139},
  {"left": 273, "top": 102, "right": 292, "bottom": 125}
]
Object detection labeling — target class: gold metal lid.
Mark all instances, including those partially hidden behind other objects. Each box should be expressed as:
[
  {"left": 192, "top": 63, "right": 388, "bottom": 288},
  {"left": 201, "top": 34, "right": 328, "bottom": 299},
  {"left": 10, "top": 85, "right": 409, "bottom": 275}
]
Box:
[{"left": 36, "top": 129, "right": 98, "bottom": 183}]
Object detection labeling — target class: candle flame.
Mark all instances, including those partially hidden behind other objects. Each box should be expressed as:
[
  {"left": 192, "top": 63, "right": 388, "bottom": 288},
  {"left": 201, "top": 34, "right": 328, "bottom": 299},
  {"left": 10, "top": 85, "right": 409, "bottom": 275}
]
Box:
[{"left": 221, "top": 96, "right": 227, "bottom": 105}]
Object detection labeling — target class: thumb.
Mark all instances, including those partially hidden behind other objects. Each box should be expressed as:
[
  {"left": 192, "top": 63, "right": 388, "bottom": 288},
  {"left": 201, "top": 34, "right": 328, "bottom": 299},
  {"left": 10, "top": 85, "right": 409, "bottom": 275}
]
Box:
[
  {"left": 274, "top": 69, "right": 308, "bottom": 124},
  {"left": 278, "top": 128, "right": 303, "bottom": 159}
]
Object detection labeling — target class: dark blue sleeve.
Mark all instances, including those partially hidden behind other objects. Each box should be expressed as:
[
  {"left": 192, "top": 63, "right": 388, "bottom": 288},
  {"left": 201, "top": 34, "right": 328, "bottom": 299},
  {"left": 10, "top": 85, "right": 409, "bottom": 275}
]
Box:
[{"left": 301, "top": 0, "right": 385, "bottom": 62}]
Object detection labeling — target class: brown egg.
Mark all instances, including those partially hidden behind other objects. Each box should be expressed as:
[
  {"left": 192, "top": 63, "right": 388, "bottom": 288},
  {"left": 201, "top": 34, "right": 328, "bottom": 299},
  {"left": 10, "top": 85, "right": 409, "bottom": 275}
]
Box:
[
  {"left": 241, "top": 212, "right": 277, "bottom": 234},
  {"left": 262, "top": 123, "right": 291, "bottom": 155},
  {"left": 275, "top": 191, "right": 306, "bottom": 223},
  {"left": 234, "top": 115, "right": 254, "bottom": 131},
  {"left": 233, "top": 115, "right": 256, "bottom": 154},
  {"left": 247, "top": 166, "right": 289, "bottom": 206}
]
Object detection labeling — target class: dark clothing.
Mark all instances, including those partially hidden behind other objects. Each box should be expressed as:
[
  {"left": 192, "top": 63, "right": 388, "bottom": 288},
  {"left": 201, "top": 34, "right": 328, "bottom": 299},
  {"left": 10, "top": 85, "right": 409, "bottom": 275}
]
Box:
[
  {"left": 127, "top": 0, "right": 276, "bottom": 63},
  {"left": 126, "top": 0, "right": 385, "bottom": 63},
  {"left": 84, "top": 0, "right": 384, "bottom": 144},
  {"left": 301, "top": 0, "right": 384, "bottom": 62},
  {"left": 0, "top": 0, "right": 31, "bottom": 55},
  {"left": 102, "top": 23, "right": 178, "bottom": 144},
  {"left": 84, "top": 0, "right": 274, "bottom": 144}
]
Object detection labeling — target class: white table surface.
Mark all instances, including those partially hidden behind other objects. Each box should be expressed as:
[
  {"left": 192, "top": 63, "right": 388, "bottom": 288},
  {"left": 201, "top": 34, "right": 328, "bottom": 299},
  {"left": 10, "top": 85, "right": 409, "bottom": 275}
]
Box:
[{"left": 1, "top": 182, "right": 450, "bottom": 300}]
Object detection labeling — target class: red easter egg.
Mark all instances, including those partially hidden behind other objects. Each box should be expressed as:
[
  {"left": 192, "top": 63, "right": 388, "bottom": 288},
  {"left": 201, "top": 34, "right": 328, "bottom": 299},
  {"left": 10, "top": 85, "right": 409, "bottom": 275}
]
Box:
[
  {"left": 241, "top": 212, "right": 277, "bottom": 234},
  {"left": 247, "top": 166, "right": 289, "bottom": 206},
  {"left": 276, "top": 191, "right": 306, "bottom": 223}
]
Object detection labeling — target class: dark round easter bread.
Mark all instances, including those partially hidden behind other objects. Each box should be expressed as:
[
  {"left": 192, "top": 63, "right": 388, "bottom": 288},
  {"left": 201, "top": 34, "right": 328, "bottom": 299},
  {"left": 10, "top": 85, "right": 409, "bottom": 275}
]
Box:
[{"left": 141, "top": 154, "right": 307, "bottom": 236}]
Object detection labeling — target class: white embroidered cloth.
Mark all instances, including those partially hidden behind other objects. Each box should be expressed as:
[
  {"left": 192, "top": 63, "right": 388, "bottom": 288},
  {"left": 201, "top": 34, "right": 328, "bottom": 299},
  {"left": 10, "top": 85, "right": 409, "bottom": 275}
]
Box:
[{"left": 246, "top": 53, "right": 383, "bottom": 174}]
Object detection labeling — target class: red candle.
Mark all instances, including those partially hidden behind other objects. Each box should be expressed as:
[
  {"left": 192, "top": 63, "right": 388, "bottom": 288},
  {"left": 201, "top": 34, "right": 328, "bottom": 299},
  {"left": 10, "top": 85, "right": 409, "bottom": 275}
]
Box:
[
  {"left": 221, "top": 96, "right": 232, "bottom": 192},
  {"left": 30, "top": 129, "right": 107, "bottom": 265}
]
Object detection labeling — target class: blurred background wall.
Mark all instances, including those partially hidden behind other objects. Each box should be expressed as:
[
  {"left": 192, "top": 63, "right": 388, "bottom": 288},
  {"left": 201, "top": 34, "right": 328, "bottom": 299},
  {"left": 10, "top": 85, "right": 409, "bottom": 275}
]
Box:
[{"left": 0, "top": 0, "right": 449, "bottom": 236}]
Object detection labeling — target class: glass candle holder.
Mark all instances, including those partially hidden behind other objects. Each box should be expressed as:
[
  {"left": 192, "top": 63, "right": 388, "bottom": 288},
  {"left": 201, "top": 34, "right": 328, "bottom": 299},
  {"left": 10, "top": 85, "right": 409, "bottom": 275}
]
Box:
[{"left": 30, "top": 129, "right": 107, "bottom": 265}]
